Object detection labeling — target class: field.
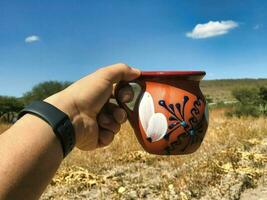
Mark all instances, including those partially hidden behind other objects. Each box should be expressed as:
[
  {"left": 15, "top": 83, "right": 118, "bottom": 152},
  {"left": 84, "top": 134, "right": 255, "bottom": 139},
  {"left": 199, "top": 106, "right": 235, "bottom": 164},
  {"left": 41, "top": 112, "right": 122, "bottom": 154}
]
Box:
[
  {"left": 0, "top": 79, "right": 267, "bottom": 199},
  {"left": 4, "top": 109, "right": 265, "bottom": 200},
  {"left": 33, "top": 109, "right": 266, "bottom": 200},
  {"left": 200, "top": 79, "right": 267, "bottom": 103}
]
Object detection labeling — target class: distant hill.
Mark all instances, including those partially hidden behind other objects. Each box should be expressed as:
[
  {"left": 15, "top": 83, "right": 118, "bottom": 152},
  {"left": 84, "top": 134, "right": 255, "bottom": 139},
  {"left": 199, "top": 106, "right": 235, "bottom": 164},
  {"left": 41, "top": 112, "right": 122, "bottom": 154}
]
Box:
[
  {"left": 1, "top": 79, "right": 266, "bottom": 106},
  {"left": 200, "top": 79, "right": 267, "bottom": 103}
]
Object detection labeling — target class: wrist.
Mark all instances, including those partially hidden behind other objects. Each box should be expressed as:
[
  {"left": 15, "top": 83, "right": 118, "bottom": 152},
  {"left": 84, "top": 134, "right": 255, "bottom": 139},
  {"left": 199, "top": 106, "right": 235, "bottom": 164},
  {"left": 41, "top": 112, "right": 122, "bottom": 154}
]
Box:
[
  {"left": 44, "top": 91, "right": 81, "bottom": 151},
  {"left": 44, "top": 90, "right": 98, "bottom": 150},
  {"left": 44, "top": 91, "right": 79, "bottom": 125},
  {"left": 18, "top": 98, "right": 76, "bottom": 157}
]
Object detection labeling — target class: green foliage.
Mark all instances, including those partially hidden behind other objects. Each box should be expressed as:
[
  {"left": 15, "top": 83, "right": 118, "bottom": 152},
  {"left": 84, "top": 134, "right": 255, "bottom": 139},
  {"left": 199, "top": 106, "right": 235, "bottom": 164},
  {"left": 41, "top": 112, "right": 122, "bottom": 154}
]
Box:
[
  {"left": 0, "top": 81, "right": 71, "bottom": 122},
  {"left": 0, "top": 96, "right": 24, "bottom": 114},
  {"left": 205, "top": 95, "right": 213, "bottom": 104},
  {"left": 229, "top": 86, "right": 267, "bottom": 117},
  {"left": 259, "top": 86, "right": 267, "bottom": 104},
  {"left": 230, "top": 104, "right": 261, "bottom": 117},
  {"left": 0, "top": 96, "right": 24, "bottom": 123},
  {"left": 22, "top": 81, "right": 71, "bottom": 104},
  {"left": 232, "top": 87, "right": 259, "bottom": 105},
  {"left": 200, "top": 78, "right": 267, "bottom": 103},
  {"left": 259, "top": 86, "right": 267, "bottom": 115}
]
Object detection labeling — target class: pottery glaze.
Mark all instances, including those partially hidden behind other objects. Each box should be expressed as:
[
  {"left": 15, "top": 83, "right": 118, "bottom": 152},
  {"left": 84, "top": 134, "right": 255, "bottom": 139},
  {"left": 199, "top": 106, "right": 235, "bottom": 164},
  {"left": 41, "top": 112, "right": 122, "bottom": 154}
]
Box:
[{"left": 115, "top": 71, "right": 208, "bottom": 155}]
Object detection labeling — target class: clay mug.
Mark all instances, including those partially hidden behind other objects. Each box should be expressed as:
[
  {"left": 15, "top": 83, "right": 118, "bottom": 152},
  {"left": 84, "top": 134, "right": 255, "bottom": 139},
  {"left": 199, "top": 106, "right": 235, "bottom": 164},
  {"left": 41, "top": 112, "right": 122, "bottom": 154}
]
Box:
[{"left": 115, "top": 71, "right": 209, "bottom": 155}]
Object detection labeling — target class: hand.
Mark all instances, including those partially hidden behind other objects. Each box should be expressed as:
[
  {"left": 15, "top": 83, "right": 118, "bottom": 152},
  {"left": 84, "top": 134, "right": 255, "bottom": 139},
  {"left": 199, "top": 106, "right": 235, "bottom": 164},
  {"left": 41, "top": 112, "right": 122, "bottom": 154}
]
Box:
[{"left": 45, "top": 63, "right": 140, "bottom": 151}]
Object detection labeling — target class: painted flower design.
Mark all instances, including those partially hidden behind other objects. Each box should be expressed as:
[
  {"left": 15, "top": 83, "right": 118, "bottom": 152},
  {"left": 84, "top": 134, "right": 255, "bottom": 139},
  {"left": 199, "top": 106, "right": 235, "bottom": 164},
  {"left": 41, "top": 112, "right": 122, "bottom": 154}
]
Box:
[{"left": 138, "top": 92, "right": 168, "bottom": 142}]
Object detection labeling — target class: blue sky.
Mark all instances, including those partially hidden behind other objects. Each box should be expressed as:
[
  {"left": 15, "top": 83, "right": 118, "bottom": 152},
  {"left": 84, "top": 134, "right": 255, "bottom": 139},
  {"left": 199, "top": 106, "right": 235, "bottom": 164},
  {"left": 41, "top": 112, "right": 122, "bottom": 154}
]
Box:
[{"left": 0, "top": 0, "right": 267, "bottom": 97}]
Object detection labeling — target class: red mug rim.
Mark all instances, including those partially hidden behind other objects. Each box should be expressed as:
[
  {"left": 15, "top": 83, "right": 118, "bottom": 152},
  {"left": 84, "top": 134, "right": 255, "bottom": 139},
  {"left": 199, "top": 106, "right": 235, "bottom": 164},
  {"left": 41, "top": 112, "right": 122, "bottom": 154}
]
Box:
[{"left": 141, "top": 71, "right": 206, "bottom": 76}]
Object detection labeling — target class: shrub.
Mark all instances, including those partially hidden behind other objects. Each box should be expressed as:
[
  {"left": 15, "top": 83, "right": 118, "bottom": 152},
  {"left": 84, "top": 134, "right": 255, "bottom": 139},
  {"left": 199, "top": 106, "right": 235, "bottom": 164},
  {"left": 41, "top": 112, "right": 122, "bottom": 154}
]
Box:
[
  {"left": 230, "top": 86, "right": 267, "bottom": 117},
  {"left": 231, "top": 104, "right": 261, "bottom": 117},
  {"left": 259, "top": 86, "right": 267, "bottom": 102},
  {"left": 259, "top": 86, "right": 267, "bottom": 114},
  {"left": 205, "top": 95, "right": 213, "bottom": 104},
  {"left": 232, "top": 87, "right": 259, "bottom": 105}
]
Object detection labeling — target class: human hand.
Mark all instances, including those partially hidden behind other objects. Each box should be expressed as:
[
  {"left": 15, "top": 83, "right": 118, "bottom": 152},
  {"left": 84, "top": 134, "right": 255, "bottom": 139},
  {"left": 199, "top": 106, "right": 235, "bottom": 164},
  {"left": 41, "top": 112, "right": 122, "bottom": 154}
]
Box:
[{"left": 45, "top": 63, "right": 140, "bottom": 151}]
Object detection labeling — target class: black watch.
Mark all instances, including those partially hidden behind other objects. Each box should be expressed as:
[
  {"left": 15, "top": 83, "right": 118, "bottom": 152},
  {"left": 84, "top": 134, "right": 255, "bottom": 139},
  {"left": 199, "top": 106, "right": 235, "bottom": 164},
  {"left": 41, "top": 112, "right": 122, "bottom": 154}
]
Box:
[{"left": 18, "top": 101, "right": 76, "bottom": 157}]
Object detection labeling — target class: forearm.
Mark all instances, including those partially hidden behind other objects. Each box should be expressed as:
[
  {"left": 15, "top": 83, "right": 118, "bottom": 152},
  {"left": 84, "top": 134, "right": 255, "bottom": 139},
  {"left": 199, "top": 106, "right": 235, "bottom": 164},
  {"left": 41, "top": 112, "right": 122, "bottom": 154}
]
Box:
[
  {"left": 0, "top": 64, "right": 139, "bottom": 199},
  {"left": 0, "top": 93, "right": 72, "bottom": 200}
]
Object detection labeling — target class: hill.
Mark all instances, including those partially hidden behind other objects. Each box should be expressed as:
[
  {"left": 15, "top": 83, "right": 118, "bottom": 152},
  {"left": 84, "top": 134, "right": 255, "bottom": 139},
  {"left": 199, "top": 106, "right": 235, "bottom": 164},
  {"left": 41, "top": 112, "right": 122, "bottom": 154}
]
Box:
[{"left": 200, "top": 78, "right": 267, "bottom": 103}]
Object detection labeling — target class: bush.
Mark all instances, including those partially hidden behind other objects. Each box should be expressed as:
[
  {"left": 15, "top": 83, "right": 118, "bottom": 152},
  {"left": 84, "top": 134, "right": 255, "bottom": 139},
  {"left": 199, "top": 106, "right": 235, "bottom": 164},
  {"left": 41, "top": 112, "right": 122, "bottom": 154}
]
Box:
[
  {"left": 259, "top": 86, "right": 267, "bottom": 114},
  {"left": 232, "top": 87, "right": 259, "bottom": 105},
  {"left": 231, "top": 104, "right": 261, "bottom": 117},
  {"left": 230, "top": 86, "right": 267, "bottom": 117},
  {"left": 259, "top": 86, "right": 267, "bottom": 102},
  {"left": 205, "top": 95, "right": 213, "bottom": 104}
]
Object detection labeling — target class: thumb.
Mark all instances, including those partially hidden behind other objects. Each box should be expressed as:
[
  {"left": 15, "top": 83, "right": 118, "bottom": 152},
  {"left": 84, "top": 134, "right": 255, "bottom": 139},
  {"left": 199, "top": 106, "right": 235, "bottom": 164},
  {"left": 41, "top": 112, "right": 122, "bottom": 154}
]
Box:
[{"left": 96, "top": 63, "right": 141, "bottom": 83}]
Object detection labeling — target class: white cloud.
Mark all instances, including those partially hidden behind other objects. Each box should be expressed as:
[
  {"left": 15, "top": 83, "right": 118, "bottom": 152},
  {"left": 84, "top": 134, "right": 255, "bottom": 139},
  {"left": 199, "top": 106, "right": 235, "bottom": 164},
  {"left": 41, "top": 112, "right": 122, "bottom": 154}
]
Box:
[
  {"left": 25, "top": 35, "right": 40, "bottom": 43},
  {"left": 186, "top": 20, "right": 239, "bottom": 39}
]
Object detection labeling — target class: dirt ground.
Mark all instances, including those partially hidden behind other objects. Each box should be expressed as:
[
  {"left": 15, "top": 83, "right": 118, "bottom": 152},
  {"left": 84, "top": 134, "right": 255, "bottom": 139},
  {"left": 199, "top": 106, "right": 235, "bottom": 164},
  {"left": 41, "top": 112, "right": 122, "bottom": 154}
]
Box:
[
  {"left": 41, "top": 137, "right": 267, "bottom": 200},
  {"left": 1, "top": 111, "right": 266, "bottom": 200},
  {"left": 240, "top": 185, "right": 267, "bottom": 200},
  {"left": 39, "top": 111, "right": 267, "bottom": 200}
]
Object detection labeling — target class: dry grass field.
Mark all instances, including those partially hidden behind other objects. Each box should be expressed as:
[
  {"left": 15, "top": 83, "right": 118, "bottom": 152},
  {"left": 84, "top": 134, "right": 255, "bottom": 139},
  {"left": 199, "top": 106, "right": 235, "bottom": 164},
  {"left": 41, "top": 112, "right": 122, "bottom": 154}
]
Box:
[{"left": 1, "top": 109, "right": 266, "bottom": 199}]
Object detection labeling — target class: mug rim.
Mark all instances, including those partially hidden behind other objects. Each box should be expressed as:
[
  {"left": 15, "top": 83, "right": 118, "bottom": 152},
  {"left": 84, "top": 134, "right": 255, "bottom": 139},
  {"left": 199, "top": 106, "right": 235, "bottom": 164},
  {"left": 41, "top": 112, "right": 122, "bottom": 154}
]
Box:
[{"left": 141, "top": 71, "right": 206, "bottom": 76}]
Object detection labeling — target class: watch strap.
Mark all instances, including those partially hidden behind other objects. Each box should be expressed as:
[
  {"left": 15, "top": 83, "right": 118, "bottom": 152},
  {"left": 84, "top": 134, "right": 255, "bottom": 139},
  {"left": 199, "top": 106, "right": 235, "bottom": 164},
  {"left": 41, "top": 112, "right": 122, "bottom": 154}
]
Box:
[{"left": 18, "top": 101, "right": 76, "bottom": 157}]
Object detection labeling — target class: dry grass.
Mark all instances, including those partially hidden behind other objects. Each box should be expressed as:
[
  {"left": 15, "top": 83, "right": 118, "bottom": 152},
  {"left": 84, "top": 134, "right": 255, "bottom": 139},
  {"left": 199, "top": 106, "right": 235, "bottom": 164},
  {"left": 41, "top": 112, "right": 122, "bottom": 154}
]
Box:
[
  {"left": 0, "top": 123, "right": 10, "bottom": 134},
  {"left": 45, "top": 110, "right": 267, "bottom": 199},
  {"left": 1, "top": 110, "right": 266, "bottom": 199}
]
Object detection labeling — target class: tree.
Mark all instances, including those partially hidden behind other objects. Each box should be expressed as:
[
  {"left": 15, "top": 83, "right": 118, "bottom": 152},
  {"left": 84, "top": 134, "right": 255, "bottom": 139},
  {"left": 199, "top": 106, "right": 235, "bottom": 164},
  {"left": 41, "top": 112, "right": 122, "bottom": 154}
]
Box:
[
  {"left": 0, "top": 96, "right": 24, "bottom": 123},
  {"left": 22, "top": 81, "right": 71, "bottom": 104},
  {"left": 0, "top": 96, "right": 23, "bottom": 113}
]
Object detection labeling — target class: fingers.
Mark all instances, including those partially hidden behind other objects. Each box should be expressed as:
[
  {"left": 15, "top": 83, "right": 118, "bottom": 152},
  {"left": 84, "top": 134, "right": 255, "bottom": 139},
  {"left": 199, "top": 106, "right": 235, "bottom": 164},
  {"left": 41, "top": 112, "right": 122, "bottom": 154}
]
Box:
[
  {"left": 97, "top": 113, "right": 118, "bottom": 148},
  {"left": 96, "top": 63, "right": 141, "bottom": 84},
  {"left": 97, "top": 102, "right": 128, "bottom": 147},
  {"left": 98, "top": 112, "right": 121, "bottom": 133},
  {"left": 106, "top": 103, "right": 127, "bottom": 123},
  {"left": 98, "top": 129, "right": 114, "bottom": 148}
]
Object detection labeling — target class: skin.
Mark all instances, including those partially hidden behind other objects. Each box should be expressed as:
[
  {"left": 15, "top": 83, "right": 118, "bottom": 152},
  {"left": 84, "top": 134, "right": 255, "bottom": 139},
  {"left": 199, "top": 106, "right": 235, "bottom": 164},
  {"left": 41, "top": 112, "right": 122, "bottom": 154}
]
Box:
[{"left": 0, "top": 63, "right": 140, "bottom": 200}]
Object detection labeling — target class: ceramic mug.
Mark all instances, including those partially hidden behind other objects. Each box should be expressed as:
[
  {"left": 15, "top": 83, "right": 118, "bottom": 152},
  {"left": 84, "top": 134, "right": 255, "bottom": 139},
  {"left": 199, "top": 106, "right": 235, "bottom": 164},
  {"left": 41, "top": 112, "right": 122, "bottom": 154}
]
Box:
[{"left": 115, "top": 71, "right": 208, "bottom": 155}]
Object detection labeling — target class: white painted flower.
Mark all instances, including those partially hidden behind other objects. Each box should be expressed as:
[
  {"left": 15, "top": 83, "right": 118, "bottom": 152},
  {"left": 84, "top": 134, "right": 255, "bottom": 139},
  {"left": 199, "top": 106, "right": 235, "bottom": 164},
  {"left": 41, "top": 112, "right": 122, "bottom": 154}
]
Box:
[{"left": 139, "top": 92, "right": 168, "bottom": 142}]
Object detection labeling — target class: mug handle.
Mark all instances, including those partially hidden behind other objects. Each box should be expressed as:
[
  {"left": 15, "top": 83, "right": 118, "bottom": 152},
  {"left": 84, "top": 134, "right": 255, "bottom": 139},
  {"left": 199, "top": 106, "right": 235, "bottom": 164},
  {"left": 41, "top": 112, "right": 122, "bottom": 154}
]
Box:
[{"left": 114, "top": 79, "right": 144, "bottom": 120}]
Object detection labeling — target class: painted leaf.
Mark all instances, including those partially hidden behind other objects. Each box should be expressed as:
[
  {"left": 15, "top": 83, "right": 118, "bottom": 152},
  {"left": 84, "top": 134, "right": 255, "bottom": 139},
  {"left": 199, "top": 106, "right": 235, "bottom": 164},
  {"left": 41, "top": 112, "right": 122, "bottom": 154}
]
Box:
[
  {"left": 146, "top": 113, "right": 168, "bottom": 142},
  {"left": 139, "top": 92, "right": 155, "bottom": 131}
]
